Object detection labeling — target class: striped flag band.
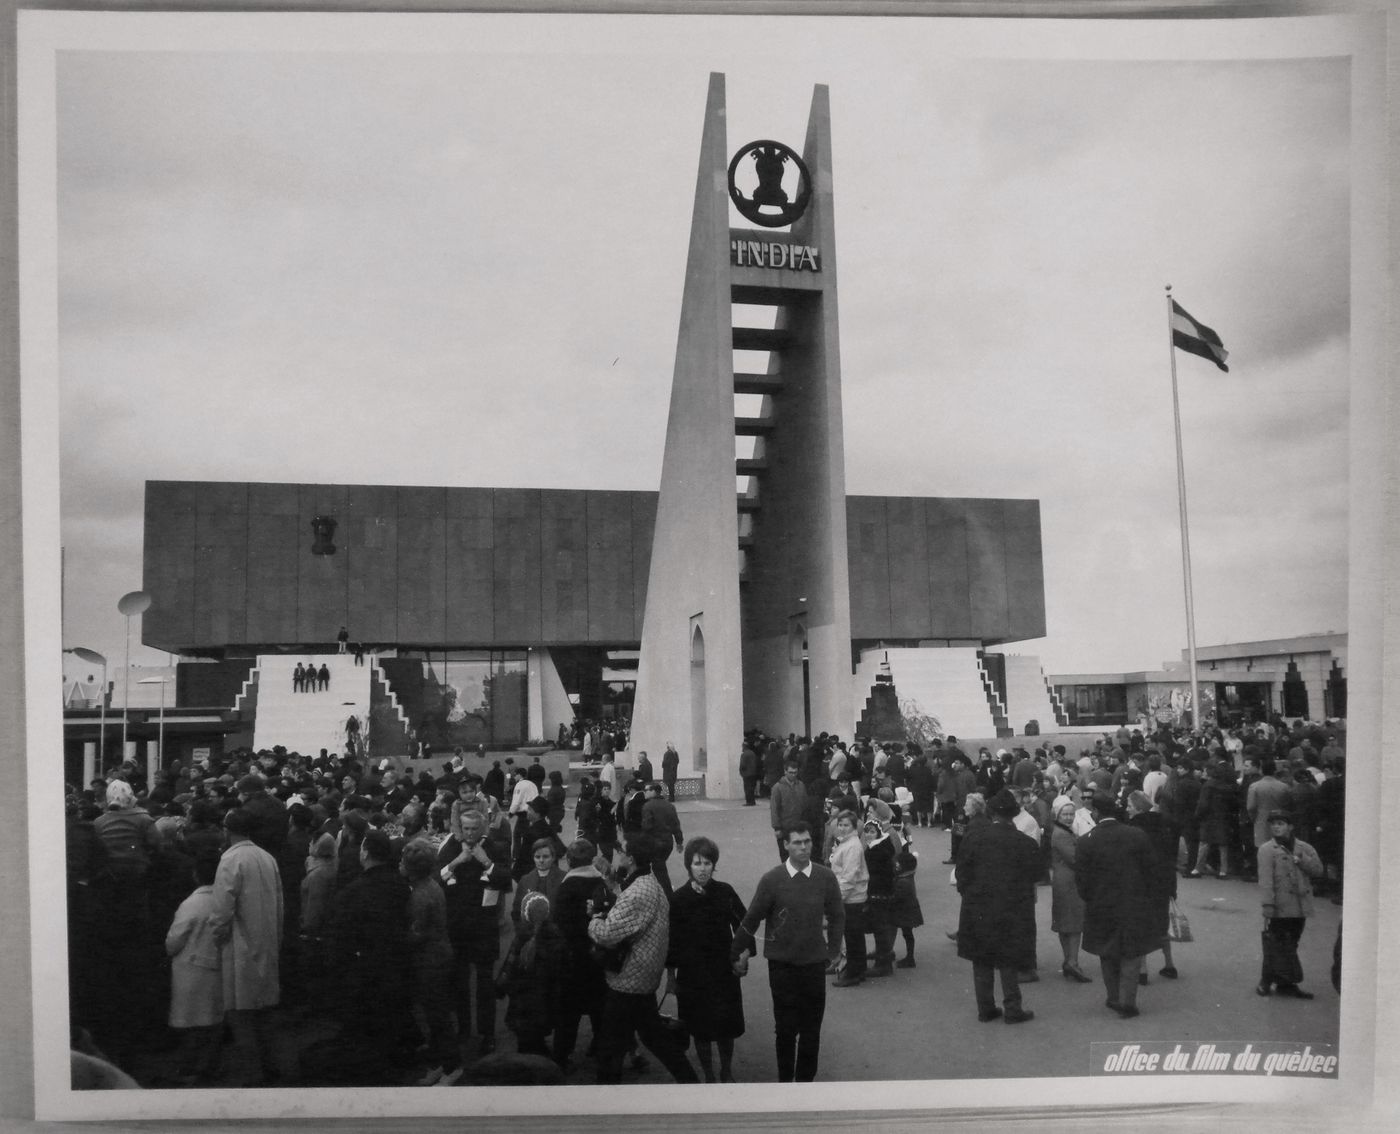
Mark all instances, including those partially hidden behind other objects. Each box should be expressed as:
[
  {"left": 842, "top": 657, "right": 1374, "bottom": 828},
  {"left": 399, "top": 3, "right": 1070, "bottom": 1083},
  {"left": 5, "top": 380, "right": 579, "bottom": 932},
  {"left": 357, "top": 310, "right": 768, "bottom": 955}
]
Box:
[{"left": 1171, "top": 300, "right": 1229, "bottom": 372}]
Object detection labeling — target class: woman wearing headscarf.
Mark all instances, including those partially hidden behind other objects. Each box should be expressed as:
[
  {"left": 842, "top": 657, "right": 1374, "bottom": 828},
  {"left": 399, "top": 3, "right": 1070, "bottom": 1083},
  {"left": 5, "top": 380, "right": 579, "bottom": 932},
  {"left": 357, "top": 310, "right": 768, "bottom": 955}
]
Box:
[
  {"left": 93, "top": 779, "right": 163, "bottom": 888},
  {"left": 665, "top": 836, "right": 747, "bottom": 1083},
  {"left": 91, "top": 780, "right": 165, "bottom": 1062},
  {"left": 1049, "top": 796, "right": 1092, "bottom": 982}
]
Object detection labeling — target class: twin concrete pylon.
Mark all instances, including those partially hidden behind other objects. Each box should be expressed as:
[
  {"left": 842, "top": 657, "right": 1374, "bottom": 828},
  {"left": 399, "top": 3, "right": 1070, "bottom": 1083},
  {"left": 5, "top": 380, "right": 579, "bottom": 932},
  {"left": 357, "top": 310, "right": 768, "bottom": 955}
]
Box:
[{"left": 627, "top": 73, "right": 852, "bottom": 798}]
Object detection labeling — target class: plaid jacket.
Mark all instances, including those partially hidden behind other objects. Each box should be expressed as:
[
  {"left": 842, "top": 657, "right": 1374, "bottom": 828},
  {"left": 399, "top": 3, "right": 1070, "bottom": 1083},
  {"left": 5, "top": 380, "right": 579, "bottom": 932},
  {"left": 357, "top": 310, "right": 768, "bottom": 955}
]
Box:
[{"left": 587, "top": 870, "right": 668, "bottom": 995}]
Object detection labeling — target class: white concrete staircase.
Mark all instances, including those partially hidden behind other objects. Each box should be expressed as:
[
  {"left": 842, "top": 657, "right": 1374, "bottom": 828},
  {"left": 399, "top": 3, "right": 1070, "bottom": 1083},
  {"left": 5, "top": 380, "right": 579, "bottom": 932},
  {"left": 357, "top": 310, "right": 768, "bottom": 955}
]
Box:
[
  {"left": 854, "top": 646, "right": 1003, "bottom": 740},
  {"left": 249, "top": 653, "right": 371, "bottom": 757},
  {"left": 995, "top": 653, "right": 1067, "bottom": 733}
]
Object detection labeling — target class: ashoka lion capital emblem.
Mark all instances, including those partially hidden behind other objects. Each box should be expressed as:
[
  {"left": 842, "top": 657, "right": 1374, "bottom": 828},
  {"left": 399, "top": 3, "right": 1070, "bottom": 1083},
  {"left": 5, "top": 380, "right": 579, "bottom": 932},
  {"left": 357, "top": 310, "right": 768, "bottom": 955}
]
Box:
[{"left": 728, "top": 140, "right": 813, "bottom": 229}]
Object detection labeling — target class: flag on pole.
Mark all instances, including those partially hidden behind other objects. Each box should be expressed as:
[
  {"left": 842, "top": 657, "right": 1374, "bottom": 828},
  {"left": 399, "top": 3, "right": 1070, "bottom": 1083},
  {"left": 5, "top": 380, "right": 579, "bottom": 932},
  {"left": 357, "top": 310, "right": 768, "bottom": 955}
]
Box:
[{"left": 1170, "top": 300, "right": 1229, "bottom": 372}]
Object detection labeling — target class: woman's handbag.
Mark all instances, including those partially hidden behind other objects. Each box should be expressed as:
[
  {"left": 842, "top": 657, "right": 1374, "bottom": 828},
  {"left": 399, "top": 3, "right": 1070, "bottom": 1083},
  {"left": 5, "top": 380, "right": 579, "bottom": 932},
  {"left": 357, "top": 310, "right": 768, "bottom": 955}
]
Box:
[
  {"left": 1168, "top": 899, "right": 1193, "bottom": 943},
  {"left": 657, "top": 989, "right": 690, "bottom": 1051}
]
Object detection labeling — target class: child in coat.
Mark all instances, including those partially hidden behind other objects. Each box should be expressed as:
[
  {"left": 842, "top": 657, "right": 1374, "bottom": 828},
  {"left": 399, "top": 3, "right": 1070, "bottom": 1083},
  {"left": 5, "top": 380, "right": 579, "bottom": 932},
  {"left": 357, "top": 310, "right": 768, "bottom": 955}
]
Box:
[
  {"left": 496, "top": 891, "right": 567, "bottom": 1057},
  {"left": 164, "top": 853, "right": 225, "bottom": 1084}
]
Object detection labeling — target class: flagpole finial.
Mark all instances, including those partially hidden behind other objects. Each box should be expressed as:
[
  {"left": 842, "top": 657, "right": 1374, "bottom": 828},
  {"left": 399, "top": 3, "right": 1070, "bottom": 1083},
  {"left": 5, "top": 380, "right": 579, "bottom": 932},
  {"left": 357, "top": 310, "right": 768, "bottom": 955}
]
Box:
[{"left": 1165, "top": 283, "right": 1172, "bottom": 293}]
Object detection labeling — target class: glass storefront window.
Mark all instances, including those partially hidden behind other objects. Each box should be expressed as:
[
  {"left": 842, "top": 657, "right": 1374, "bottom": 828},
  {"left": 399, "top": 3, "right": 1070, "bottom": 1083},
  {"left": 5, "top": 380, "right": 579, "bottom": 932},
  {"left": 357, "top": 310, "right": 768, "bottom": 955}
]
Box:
[{"left": 401, "top": 649, "right": 528, "bottom": 750}]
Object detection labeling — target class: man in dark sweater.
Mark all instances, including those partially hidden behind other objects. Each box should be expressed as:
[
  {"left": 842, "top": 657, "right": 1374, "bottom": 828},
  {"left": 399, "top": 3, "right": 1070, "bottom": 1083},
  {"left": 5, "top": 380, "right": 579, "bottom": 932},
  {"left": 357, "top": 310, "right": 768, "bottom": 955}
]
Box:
[{"left": 731, "top": 821, "right": 844, "bottom": 1082}]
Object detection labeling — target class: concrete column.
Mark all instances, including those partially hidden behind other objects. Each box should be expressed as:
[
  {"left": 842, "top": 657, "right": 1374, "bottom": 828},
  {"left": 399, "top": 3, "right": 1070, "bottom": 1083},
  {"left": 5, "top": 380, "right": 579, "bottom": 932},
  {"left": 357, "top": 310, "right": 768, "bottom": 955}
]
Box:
[
  {"left": 81, "top": 742, "right": 96, "bottom": 790},
  {"left": 526, "top": 649, "right": 546, "bottom": 743}
]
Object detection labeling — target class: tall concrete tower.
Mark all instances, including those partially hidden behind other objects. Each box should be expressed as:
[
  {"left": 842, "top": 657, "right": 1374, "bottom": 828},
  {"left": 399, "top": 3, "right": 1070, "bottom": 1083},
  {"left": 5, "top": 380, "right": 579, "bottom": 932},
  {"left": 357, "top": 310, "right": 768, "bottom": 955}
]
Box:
[{"left": 628, "top": 74, "right": 852, "bottom": 798}]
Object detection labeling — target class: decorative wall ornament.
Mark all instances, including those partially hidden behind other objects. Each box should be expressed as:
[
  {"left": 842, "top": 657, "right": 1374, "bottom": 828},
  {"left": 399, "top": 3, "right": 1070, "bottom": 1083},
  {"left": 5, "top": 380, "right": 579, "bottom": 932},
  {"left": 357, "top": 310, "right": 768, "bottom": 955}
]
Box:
[
  {"left": 310, "top": 514, "right": 338, "bottom": 556},
  {"left": 727, "top": 140, "right": 812, "bottom": 228}
]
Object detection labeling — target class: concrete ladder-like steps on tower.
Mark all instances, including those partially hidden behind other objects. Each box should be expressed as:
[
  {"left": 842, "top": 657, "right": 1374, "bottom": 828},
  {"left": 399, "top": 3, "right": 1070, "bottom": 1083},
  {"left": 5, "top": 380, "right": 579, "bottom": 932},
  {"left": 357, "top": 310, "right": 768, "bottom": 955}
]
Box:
[
  {"left": 251, "top": 653, "right": 372, "bottom": 758},
  {"left": 855, "top": 647, "right": 1001, "bottom": 740},
  {"left": 996, "top": 654, "right": 1066, "bottom": 734}
]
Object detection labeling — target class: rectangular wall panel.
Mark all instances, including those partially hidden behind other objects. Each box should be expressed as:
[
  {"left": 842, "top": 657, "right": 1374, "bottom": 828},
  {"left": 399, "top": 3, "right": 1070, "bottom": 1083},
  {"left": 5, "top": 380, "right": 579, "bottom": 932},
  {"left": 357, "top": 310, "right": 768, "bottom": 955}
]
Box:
[
  {"left": 244, "top": 512, "right": 301, "bottom": 644},
  {"left": 884, "top": 496, "right": 932, "bottom": 638},
  {"left": 540, "top": 491, "right": 589, "bottom": 642},
  {"left": 142, "top": 484, "right": 198, "bottom": 650},
  {"left": 397, "top": 488, "right": 447, "bottom": 644},
  {"left": 492, "top": 489, "right": 542, "bottom": 643},
  {"left": 846, "top": 497, "right": 891, "bottom": 638},
  {"left": 194, "top": 509, "right": 249, "bottom": 645},
  {"left": 346, "top": 486, "right": 399, "bottom": 645},
  {"left": 964, "top": 499, "right": 1009, "bottom": 641},
  {"left": 587, "top": 492, "right": 635, "bottom": 642},
  {"left": 1003, "top": 499, "right": 1047, "bottom": 642},
  {"left": 445, "top": 489, "right": 495, "bottom": 643},
  {"left": 924, "top": 498, "right": 973, "bottom": 639}
]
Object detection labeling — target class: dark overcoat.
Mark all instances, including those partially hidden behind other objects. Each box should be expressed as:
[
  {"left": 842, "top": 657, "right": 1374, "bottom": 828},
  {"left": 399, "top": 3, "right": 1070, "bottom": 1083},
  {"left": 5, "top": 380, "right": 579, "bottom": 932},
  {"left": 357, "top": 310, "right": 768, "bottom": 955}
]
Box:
[
  {"left": 1074, "top": 818, "right": 1160, "bottom": 958},
  {"left": 955, "top": 819, "right": 1040, "bottom": 970},
  {"left": 1195, "top": 770, "right": 1239, "bottom": 847}
]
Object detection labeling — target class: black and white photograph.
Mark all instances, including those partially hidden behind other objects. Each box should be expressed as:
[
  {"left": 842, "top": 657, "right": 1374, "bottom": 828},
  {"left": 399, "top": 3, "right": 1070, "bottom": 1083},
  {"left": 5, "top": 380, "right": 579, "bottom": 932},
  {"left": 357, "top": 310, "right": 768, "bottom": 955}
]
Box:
[{"left": 6, "top": 4, "right": 1393, "bottom": 1128}]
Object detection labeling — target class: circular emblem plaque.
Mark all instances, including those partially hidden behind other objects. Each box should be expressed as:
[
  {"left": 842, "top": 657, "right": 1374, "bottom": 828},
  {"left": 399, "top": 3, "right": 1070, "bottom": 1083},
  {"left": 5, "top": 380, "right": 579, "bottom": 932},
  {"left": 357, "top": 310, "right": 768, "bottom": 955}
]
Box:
[{"left": 727, "top": 140, "right": 813, "bottom": 228}]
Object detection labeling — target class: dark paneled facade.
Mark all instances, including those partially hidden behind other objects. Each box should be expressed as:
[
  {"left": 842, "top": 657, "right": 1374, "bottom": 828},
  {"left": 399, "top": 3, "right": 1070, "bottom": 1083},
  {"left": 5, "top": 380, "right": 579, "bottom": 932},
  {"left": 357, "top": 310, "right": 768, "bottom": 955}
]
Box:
[
  {"left": 143, "top": 482, "right": 657, "bottom": 653},
  {"left": 144, "top": 482, "right": 1044, "bottom": 652},
  {"left": 845, "top": 495, "right": 1046, "bottom": 647}
]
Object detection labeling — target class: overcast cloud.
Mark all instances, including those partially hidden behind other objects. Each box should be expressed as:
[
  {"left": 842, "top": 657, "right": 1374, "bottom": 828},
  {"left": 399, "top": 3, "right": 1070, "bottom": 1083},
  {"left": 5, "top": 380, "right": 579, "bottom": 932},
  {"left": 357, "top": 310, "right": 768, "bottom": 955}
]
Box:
[{"left": 49, "top": 17, "right": 1352, "bottom": 680}]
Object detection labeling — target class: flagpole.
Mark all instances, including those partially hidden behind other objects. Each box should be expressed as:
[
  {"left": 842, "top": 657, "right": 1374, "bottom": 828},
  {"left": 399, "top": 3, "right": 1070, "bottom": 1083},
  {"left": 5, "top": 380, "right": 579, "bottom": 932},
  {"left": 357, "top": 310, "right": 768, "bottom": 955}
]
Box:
[{"left": 1165, "top": 285, "right": 1202, "bottom": 731}]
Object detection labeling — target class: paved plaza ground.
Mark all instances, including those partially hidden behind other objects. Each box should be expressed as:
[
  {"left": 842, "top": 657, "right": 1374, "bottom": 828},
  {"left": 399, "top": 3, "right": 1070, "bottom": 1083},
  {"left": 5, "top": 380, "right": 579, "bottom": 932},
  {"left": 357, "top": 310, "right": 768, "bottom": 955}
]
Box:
[
  {"left": 124, "top": 795, "right": 1341, "bottom": 1091},
  {"left": 617, "top": 798, "right": 1342, "bottom": 1084}
]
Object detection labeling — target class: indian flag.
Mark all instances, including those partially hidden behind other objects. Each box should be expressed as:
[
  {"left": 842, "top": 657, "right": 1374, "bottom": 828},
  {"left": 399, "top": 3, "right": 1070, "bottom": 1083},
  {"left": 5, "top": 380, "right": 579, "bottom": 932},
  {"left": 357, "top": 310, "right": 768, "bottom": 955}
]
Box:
[{"left": 1171, "top": 300, "right": 1229, "bottom": 372}]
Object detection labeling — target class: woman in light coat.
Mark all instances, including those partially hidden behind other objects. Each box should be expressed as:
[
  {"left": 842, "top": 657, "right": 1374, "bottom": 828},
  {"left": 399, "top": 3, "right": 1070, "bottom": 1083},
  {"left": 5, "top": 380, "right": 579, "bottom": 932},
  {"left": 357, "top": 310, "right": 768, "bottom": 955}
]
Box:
[{"left": 1049, "top": 798, "right": 1091, "bottom": 983}]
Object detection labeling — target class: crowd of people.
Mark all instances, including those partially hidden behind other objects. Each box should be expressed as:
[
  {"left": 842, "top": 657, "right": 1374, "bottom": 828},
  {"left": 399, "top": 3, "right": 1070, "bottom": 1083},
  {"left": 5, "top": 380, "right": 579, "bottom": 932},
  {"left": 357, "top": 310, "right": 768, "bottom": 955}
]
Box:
[
  {"left": 734, "top": 717, "right": 1344, "bottom": 1029},
  {"left": 63, "top": 711, "right": 1344, "bottom": 1089}
]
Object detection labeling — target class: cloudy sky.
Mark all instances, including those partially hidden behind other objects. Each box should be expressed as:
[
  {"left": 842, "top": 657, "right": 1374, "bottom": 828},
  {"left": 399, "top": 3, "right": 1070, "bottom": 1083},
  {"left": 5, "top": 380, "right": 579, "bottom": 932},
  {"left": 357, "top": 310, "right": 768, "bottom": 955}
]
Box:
[{"left": 44, "top": 13, "right": 1352, "bottom": 678}]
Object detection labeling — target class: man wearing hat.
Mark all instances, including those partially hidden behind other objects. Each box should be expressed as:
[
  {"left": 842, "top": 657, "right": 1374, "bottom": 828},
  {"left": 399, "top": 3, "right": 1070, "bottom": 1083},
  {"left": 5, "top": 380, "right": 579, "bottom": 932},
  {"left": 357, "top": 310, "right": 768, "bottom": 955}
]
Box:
[
  {"left": 954, "top": 788, "right": 1040, "bottom": 1024},
  {"left": 1075, "top": 790, "right": 1159, "bottom": 1018},
  {"left": 1256, "top": 808, "right": 1324, "bottom": 998}
]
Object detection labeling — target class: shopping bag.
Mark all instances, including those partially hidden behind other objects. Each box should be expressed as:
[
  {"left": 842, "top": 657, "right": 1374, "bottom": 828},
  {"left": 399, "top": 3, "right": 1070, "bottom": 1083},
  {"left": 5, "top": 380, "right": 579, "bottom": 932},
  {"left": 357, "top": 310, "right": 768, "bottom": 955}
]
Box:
[
  {"left": 1261, "top": 924, "right": 1303, "bottom": 986},
  {"left": 1168, "top": 899, "right": 1193, "bottom": 943}
]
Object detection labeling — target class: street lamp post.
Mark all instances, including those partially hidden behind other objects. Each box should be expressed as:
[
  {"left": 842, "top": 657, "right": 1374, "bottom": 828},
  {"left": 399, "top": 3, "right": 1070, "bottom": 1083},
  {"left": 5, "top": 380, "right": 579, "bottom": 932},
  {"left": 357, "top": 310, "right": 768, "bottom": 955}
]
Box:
[
  {"left": 66, "top": 647, "right": 107, "bottom": 786},
  {"left": 116, "top": 591, "right": 151, "bottom": 761},
  {"left": 138, "top": 674, "right": 172, "bottom": 795}
]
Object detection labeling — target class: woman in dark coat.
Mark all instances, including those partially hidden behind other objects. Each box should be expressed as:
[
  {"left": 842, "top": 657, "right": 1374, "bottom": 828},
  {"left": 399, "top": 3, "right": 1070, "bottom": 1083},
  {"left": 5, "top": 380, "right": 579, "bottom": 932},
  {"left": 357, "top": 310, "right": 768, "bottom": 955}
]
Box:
[
  {"left": 1191, "top": 762, "right": 1239, "bottom": 878},
  {"left": 908, "top": 756, "right": 937, "bottom": 828},
  {"left": 666, "top": 836, "right": 746, "bottom": 1083},
  {"left": 1127, "top": 791, "right": 1180, "bottom": 980}
]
